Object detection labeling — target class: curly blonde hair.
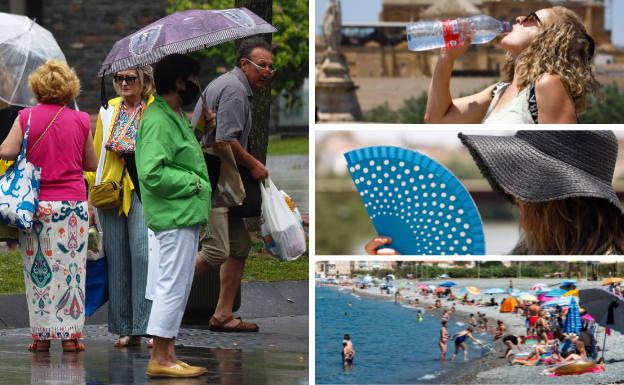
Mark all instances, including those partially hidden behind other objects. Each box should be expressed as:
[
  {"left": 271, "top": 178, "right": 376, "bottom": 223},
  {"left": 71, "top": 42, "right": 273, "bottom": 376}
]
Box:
[
  {"left": 28, "top": 59, "right": 80, "bottom": 105},
  {"left": 112, "top": 65, "right": 155, "bottom": 100},
  {"left": 502, "top": 6, "right": 599, "bottom": 112}
]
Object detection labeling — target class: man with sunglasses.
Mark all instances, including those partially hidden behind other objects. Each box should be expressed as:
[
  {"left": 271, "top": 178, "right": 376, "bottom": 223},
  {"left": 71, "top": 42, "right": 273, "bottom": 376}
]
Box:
[{"left": 191, "top": 37, "right": 275, "bottom": 333}]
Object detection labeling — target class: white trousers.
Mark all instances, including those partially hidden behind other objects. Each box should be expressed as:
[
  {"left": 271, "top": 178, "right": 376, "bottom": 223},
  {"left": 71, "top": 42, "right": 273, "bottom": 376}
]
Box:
[{"left": 146, "top": 226, "right": 200, "bottom": 338}]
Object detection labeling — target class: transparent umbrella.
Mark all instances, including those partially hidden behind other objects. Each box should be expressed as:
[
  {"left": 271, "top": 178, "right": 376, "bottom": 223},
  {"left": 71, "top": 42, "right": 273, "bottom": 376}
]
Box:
[{"left": 0, "top": 12, "right": 66, "bottom": 107}]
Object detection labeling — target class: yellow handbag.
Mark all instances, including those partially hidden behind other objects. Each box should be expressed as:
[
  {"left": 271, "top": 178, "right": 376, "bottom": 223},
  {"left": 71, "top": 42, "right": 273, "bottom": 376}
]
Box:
[{"left": 90, "top": 165, "right": 126, "bottom": 209}]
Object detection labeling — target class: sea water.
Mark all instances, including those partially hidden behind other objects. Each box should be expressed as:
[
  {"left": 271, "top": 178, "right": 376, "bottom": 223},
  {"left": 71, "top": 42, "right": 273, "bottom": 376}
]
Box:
[{"left": 315, "top": 286, "right": 492, "bottom": 384}]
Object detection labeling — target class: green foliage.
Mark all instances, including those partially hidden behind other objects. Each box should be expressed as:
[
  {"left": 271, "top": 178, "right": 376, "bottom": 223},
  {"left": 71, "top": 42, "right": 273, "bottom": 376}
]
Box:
[
  {"left": 267, "top": 136, "right": 308, "bottom": 155},
  {"left": 579, "top": 82, "right": 624, "bottom": 124},
  {"left": 363, "top": 92, "right": 428, "bottom": 124},
  {"left": 245, "top": 235, "right": 308, "bottom": 281},
  {"left": 398, "top": 93, "right": 427, "bottom": 124},
  {"left": 366, "top": 83, "right": 624, "bottom": 124},
  {"left": 354, "top": 262, "right": 621, "bottom": 280},
  {"left": 0, "top": 250, "right": 24, "bottom": 294},
  {"left": 167, "top": 0, "right": 309, "bottom": 105},
  {"left": 364, "top": 102, "right": 399, "bottom": 123},
  {"left": 315, "top": 191, "right": 375, "bottom": 255}
]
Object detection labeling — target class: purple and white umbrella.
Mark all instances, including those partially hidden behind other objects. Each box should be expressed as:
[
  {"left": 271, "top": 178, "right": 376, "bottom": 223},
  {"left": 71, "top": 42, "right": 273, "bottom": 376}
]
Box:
[{"left": 98, "top": 8, "right": 277, "bottom": 76}]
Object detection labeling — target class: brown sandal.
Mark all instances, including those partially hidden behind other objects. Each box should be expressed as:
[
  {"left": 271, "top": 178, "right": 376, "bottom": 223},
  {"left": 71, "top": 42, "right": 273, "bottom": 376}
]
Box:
[
  {"left": 62, "top": 339, "right": 85, "bottom": 352},
  {"left": 27, "top": 340, "right": 50, "bottom": 352},
  {"left": 208, "top": 315, "right": 259, "bottom": 333}
]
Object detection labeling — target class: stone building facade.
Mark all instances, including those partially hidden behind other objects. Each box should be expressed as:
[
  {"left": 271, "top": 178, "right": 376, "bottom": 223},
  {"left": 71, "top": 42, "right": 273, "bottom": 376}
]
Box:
[{"left": 316, "top": 0, "right": 621, "bottom": 79}]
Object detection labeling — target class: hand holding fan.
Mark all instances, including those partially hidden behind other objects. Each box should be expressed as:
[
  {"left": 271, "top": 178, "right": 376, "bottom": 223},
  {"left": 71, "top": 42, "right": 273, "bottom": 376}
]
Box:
[{"left": 345, "top": 146, "right": 485, "bottom": 255}]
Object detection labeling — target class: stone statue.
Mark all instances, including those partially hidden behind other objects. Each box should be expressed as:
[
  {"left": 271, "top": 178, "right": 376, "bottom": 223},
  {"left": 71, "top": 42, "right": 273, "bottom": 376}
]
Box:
[
  {"left": 323, "top": 0, "right": 342, "bottom": 54},
  {"left": 316, "top": 0, "right": 362, "bottom": 122}
]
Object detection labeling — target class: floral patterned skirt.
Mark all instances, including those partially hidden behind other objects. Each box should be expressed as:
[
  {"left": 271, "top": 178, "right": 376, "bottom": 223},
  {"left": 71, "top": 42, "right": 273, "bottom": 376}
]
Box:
[{"left": 19, "top": 201, "right": 88, "bottom": 341}]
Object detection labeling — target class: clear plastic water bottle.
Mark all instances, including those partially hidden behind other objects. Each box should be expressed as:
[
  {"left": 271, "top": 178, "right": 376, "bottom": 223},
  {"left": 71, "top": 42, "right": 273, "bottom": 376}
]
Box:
[{"left": 406, "top": 15, "right": 511, "bottom": 51}]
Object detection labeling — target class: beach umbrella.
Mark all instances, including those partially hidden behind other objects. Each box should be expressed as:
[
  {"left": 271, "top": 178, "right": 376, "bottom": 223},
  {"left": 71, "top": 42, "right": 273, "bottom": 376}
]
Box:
[
  {"left": 0, "top": 12, "right": 66, "bottom": 107},
  {"left": 466, "top": 286, "right": 480, "bottom": 295},
  {"left": 417, "top": 284, "right": 429, "bottom": 289},
  {"left": 579, "top": 289, "right": 624, "bottom": 334},
  {"left": 428, "top": 285, "right": 437, "bottom": 291},
  {"left": 563, "top": 288, "right": 579, "bottom": 297},
  {"left": 581, "top": 313, "right": 595, "bottom": 322},
  {"left": 545, "top": 288, "right": 567, "bottom": 297},
  {"left": 519, "top": 293, "right": 538, "bottom": 302},
  {"left": 563, "top": 297, "right": 581, "bottom": 334},
  {"left": 530, "top": 283, "right": 548, "bottom": 291},
  {"left": 439, "top": 281, "right": 457, "bottom": 288},
  {"left": 98, "top": 8, "right": 276, "bottom": 76},
  {"left": 542, "top": 297, "right": 577, "bottom": 308},
  {"left": 485, "top": 288, "right": 506, "bottom": 295},
  {"left": 602, "top": 277, "right": 623, "bottom": 286},
  {"left": 435, "top": 287, "right": 444, "bottom": 293},
  {"left": 560, "top": 279, "right": 577, "bottom": 287},
  {"left": 579, "top": 288, "right": 624, "bottom": 362}
]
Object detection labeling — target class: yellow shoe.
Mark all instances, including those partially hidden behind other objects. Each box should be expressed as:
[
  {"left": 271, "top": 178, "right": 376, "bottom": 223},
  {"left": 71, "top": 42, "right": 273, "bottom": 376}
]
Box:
[
  {"left": 146, "top": 360, "right": 204, "bottom": 378},
  {"left": 176, "top": 360, "right": 207, "bottom": 374}
]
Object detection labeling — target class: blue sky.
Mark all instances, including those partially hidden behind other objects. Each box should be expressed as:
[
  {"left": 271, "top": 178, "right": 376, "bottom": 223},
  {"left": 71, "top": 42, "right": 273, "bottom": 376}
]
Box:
[
  {"left": 315, "top": 0, "right": 624, "bottom": 47},
  {"left": 315, "top": 0, "right": 382, "bottom": 32}
]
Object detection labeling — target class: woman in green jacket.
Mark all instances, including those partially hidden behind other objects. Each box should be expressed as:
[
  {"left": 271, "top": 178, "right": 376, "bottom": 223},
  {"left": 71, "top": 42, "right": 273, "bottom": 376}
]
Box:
[{"left": 136, "top": 54, "right": 211, "bottom": 378}]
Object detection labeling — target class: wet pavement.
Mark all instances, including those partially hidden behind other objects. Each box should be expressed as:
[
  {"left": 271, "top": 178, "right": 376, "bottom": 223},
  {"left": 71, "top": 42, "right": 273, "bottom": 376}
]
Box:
[
  {"left": 0, "top": 316, "right": 308, "bottom": 385},
  {"left": 266, "top": 155, "right": 308, "bottom": 214}
]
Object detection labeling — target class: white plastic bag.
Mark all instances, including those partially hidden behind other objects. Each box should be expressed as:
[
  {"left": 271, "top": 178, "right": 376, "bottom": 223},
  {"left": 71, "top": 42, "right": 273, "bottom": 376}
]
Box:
[{"left": 260, "top": 178, "right": 306, "bottom": 260}]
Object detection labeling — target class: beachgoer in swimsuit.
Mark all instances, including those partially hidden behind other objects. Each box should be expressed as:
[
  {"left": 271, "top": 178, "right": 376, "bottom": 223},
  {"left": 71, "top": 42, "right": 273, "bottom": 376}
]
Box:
[
  {"left": 342, "top": 342, "right": 355, "bottom": 366},
  {"left": 494, "top": 320, "right": 507, "bottom": 340},
  {"left": 452, "top": 326, "right": 481, "bottom": 362},
  {"left": 468, "top": 314, "right": 478, "bottom": 328},
  {"left": 502, "top": 334, "right": 524, "bottom": 359},
  {"left": 439, "top": 320, "right": 449, "bottom": 361}
]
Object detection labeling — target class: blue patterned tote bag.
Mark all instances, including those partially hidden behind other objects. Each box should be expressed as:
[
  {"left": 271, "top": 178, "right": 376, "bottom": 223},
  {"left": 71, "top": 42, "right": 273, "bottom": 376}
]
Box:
[{"left": 0, "top": 108, "right": 60, "bottom": 231}]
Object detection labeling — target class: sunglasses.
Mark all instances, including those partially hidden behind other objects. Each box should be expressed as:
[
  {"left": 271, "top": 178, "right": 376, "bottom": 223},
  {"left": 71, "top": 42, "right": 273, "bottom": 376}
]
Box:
[
  {"left": 113, "top": 75, "right": 138, "bottom": 85},
  {"left": 243, "top": 58, "right": 277, "bottom": 75},
  {"left": 520, "top": 11, "right": 542, "bottom": 26}
]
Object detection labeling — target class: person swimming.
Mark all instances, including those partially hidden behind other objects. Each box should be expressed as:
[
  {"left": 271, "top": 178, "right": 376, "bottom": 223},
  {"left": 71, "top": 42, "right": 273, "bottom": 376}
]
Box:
[{"left": 417, "top": 309, "right": 424, "bottom": 322}]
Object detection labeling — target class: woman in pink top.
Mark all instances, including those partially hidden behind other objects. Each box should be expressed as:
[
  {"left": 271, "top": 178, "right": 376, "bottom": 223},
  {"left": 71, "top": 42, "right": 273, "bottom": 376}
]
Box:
[{"left": 0, "top": 60, "right": 98, "bottom": 352}]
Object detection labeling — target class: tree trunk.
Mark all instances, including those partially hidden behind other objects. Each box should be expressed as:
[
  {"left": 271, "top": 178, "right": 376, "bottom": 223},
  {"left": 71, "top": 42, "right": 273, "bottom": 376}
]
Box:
[{"left": 235, "top": 0, "right": 272, "bottom": 165}]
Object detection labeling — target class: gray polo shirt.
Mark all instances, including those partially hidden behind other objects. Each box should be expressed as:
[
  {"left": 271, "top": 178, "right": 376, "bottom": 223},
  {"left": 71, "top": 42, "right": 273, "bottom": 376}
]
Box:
[{"left": 192, "top": 67, "right": 253, "bottom": 150}]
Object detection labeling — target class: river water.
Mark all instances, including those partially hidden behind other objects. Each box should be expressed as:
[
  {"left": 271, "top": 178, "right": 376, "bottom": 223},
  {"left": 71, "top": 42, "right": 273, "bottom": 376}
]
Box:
[{"left": 315, "top": 286, "right": 492, "bottom": 384}]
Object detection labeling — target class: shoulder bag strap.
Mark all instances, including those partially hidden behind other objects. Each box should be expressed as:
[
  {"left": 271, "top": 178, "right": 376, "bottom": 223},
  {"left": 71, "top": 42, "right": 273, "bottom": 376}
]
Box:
[
  {"left": 95, "top": 106, "right": 115, "bottom": 185},
  {"left": 17, "top": 109, "right": 33, "bottom": 160},
  {"left": 27, "top": 106, "right": 65, "bottom": 156},
  {"left": 528, "top": 83, "right": 538, "bottom": 124}
]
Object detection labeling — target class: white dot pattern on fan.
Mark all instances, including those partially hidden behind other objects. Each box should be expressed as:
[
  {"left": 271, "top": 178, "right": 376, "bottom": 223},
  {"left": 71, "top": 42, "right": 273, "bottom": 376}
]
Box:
[{"left": 345, "top": 146, "right": 485, "bottom": 255}]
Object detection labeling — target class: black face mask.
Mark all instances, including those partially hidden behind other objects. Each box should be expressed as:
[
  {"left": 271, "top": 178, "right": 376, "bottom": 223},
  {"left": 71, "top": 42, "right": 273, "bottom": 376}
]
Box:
[{"left": 179, "top": 79, "right": 201, "bottom": 106}]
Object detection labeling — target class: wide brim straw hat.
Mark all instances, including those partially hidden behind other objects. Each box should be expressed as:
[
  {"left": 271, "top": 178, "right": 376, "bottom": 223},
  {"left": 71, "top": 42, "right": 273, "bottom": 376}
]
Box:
[{"left": 458, "top": 130, "right": 624, "bottom": 214}]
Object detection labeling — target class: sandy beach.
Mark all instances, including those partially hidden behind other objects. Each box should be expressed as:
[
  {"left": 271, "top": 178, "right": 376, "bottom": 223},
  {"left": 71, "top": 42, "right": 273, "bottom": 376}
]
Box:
[{"left": 321, "top": 278, "right": 624, "bottom": 384}]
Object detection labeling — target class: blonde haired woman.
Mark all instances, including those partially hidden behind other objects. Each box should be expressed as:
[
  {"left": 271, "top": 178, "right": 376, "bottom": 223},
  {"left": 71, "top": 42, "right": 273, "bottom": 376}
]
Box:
[
  {"left": 86, "top": 66, "right": 155, "bottom": 348},
  {"left": 0, "top": 60, "right": 98, "bottom": 352},
  {"left": 425, "top": 7, "right": 598, "bottom": 124}
]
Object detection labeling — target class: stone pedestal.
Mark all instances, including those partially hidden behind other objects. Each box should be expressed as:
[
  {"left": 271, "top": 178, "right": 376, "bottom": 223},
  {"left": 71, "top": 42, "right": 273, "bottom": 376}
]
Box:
[{"left": 315, "top": 51, "right": 363, "bottom": 122}]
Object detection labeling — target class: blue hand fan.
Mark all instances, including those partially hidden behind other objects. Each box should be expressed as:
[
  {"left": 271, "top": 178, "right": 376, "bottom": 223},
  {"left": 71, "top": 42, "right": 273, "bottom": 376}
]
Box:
[{"left": 345, "top": 146, "right": 485, "bottom": 255}]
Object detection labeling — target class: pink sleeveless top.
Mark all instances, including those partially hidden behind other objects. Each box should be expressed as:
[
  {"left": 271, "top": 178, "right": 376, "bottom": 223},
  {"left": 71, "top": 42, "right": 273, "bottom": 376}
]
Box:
[{"left": 19, "top": 104, "right": 90, "bottom": 201}]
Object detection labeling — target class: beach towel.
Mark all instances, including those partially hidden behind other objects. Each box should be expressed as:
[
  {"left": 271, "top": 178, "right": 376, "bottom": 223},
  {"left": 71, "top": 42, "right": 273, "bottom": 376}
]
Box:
[{"left": 548, "top": 364, "right": 604, "bottom": 377}]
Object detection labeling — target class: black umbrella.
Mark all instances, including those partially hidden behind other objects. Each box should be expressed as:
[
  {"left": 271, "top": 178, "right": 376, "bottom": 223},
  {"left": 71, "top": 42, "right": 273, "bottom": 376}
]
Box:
[{"left": 579, "top": 288, "right": 624, "bottom": 363}]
